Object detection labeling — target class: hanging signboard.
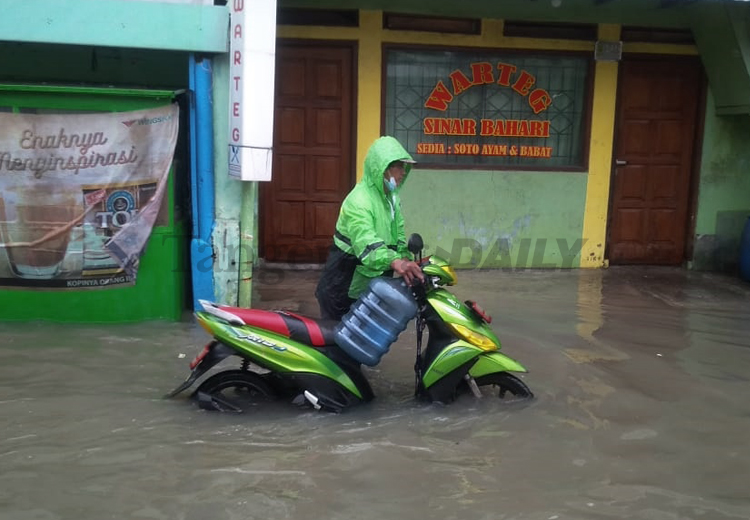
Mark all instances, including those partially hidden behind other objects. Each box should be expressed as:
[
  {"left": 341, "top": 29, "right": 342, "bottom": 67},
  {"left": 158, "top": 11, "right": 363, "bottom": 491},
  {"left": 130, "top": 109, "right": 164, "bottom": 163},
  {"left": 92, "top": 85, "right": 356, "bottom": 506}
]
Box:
[
  {"left": 228, "top": 0, "right": 277, "bottom": 181},
  {"left": 384, "top": 48, "right": 591, "bottom": 169},
  {"left": 0, "top": 104, "right": 179, "bottom": 289}
]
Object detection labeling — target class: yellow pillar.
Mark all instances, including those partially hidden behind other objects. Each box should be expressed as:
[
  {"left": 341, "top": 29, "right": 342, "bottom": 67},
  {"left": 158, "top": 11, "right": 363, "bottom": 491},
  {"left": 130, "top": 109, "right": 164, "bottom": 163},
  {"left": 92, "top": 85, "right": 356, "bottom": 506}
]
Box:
[
  {"left": 355, "top": 10, "right": 383, "bottom": 181},
  {"left": 572, "top": 25, "right": 626, "bottom": 368},
  {"left": 580, "top": 24, "right": 621, "bottom": 268}
]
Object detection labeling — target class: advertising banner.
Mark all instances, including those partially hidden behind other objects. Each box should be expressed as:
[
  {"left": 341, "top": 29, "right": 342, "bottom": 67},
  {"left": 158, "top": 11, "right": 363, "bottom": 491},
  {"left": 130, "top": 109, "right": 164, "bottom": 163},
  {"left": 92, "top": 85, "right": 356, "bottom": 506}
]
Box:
[{"left": 0, "top": 104, "right": 179, "bottom": 288}]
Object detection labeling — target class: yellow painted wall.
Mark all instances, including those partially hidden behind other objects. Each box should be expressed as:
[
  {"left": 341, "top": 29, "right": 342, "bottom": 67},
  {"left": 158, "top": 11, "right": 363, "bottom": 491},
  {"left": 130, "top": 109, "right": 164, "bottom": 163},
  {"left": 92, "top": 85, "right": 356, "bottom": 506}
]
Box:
[
  {"left": 579, "top": 24, "right": 620, "bottom": 268},
  {"left": 279, "top": 11, "right": 596, "bottom": 180},
  {"left": 277, "top": 12, "right": 698, "bottom": 268}
]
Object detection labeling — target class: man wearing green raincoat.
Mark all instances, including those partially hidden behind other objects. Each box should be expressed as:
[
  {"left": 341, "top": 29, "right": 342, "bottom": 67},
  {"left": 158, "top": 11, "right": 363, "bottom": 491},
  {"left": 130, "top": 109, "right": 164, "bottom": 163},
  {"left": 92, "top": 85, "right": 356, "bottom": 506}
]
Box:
[{"left": 315, "top": 136, "right": 424, "bottom": 320}]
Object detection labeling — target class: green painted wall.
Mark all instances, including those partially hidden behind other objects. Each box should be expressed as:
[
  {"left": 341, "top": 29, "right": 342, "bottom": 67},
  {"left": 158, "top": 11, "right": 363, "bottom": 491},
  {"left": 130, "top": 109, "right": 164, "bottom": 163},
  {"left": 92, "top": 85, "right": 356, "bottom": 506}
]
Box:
[
  {"left": 207, "top": 51, "right": 258, "bottom": 308},
  {"left": 210, "top": 53, "right": 247, "bottom": 306},
  {"left": 690, "top": 1, "right": 750, "bottom": 114},
  {"left": 692, "top": 89, "right": 750, "bottom": 273},
  {"left": 400, "top": 169, "right": 587, "bottom": 269},
  {"left": 0, "top": 0, "right": 227, "bottom": 53}
]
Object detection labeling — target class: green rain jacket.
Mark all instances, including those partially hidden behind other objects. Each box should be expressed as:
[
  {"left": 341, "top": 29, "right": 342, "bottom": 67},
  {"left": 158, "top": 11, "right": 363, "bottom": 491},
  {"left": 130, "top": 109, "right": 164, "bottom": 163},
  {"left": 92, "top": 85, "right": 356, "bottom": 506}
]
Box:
[{"left": 333, "top": 136, "right": 415, "bottom": 299}]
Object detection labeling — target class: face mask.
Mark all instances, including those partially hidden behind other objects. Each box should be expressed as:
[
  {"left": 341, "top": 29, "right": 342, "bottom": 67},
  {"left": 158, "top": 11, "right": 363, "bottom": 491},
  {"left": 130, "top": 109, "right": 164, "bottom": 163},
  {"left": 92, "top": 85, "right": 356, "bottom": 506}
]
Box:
[{"left": 386, "top": 176, "right": 397, "bottom": 192}]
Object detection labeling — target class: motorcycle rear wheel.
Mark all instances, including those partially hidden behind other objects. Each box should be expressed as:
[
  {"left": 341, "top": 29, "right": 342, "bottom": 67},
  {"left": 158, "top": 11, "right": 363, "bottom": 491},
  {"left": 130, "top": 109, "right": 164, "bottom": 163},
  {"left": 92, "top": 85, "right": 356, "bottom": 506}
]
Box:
[
  {"left": 473, "top": 372, "right": 534, "bottom": 402},
  {"left": 193, "top": 369, "right": 275, "bottom": 413}
]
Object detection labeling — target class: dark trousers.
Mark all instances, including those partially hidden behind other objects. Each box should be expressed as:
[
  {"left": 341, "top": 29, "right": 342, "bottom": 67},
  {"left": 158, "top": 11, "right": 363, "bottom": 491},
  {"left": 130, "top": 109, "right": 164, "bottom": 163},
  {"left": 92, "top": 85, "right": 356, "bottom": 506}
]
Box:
[{"left": 315, "top": 245, "right": 358, "bottom": 321}]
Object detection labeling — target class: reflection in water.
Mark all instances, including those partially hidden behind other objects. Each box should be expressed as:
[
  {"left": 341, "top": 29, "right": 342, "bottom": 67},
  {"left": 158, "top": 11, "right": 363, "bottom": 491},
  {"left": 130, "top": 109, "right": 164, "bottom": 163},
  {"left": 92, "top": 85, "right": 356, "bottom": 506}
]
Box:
[{"left": 1, "top": 267, "right": 750, "bottom": 519}]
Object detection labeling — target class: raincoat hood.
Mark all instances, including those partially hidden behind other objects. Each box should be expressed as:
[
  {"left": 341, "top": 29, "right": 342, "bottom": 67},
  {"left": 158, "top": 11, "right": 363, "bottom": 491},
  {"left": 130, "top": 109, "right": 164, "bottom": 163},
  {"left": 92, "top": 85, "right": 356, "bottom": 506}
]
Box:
[{"left": 363, "top": 136, "right": 416, "bottom": 194}]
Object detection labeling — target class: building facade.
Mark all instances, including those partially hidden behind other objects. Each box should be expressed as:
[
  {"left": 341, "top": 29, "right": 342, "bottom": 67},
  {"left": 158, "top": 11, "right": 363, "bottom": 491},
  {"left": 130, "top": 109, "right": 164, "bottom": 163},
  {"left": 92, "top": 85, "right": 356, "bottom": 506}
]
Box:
[
  {"left": 0, "top": 0, "right": 226, "bottom": 320},
  {"left": 1, "top": 0, "right": 749, "bottom": 321}
]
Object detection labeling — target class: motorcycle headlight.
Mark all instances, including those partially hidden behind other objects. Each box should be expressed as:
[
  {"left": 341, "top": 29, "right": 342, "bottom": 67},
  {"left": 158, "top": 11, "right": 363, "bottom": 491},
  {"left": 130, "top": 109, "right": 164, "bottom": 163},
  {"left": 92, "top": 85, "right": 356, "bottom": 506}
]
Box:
[{"left": 449, "top": 323, "right": 497, "bottom": 351}]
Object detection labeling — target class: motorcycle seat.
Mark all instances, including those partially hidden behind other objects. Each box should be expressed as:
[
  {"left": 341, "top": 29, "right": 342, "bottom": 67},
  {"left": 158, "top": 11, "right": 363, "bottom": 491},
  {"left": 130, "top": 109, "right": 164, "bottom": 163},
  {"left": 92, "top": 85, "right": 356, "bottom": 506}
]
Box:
[{"left": 218, "top": 306, "right": 338, "bottom": 348}]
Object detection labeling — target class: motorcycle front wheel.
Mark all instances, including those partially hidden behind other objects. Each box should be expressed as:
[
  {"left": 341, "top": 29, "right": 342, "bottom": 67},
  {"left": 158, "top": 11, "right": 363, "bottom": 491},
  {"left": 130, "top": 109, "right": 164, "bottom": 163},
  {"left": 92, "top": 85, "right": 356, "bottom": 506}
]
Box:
[
  {"left": 473, "top": 372, "right": 534, "bottom": 402},
  {"left": 193, "top": 369, "right": 275, "bottom": 413}
]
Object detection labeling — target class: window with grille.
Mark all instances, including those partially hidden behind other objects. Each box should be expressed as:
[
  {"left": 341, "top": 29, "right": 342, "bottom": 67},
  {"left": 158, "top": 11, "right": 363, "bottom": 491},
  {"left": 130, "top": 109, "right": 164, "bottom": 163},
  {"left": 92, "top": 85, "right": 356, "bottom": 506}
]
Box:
[{"left": 383, "top": 47, "right": 592, "bottom": 170}]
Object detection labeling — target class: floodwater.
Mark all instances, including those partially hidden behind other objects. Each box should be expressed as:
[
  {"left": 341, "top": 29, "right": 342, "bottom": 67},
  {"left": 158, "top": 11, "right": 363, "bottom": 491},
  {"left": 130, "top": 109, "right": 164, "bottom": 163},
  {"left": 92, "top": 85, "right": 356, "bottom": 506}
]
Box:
[{"left": 2, "top": 267, "right": 750, "bottom": 520}]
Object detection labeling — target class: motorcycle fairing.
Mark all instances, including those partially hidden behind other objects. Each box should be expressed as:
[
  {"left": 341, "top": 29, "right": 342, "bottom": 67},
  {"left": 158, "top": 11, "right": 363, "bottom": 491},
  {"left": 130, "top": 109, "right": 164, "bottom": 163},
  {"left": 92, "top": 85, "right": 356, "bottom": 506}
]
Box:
[
  {"left": 284, "top": 372, "right": 372, "bottom": 412},
  {"left": 421, "top": 342, "right": 527, "bottom": 390},
  {"left": 427, "top": 289, "right": 501, "bottom": 347},
  {"left": 421, "top": 339, "right": 484, "bottom": 389},
  {"left": 468, "top": 351, "right": 528, "bottom": 378},
  {"left": 197, "top": 312, "right": 364, "bottom": 398},
  {"left": 420, "top": 358, "right": 476, "bottom": 404}
]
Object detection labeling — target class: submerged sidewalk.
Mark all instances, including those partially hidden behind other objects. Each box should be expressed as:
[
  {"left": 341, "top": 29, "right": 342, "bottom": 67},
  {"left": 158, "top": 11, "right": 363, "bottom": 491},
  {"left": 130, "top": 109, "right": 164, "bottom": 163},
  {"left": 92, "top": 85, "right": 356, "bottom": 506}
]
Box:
[{"left": 251, "top": 264, "right": 750, "bottom": 319}]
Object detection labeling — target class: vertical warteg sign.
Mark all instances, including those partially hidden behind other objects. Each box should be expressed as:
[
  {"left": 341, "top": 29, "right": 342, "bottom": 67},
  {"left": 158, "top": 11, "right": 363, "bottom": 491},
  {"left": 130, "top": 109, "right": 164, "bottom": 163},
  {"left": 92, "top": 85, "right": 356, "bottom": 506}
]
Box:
[{"left": 228, "top": 0, "right": 277, "bottom": 181}]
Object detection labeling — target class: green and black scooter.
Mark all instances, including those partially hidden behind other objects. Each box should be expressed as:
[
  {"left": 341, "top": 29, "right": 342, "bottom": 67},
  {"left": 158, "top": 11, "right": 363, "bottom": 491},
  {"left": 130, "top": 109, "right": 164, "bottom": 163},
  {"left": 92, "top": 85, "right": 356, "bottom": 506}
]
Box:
[{"left": 166, "top": 234, "right": 533, "bottom": 413}]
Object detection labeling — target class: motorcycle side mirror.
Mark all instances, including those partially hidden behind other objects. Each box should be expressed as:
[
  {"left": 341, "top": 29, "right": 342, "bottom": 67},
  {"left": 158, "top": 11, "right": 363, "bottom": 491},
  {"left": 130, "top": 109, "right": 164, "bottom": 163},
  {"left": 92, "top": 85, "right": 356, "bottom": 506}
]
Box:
[{"left": 408, "top": 233, "right": 423, "bottom": 258}]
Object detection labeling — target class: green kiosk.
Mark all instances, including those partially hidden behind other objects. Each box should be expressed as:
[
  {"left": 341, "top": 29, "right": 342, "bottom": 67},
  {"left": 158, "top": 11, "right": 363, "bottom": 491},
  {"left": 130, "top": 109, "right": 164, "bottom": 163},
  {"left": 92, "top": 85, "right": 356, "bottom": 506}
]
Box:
[{"left": 0, "top": 85, "right": 187, "bottom": 322}]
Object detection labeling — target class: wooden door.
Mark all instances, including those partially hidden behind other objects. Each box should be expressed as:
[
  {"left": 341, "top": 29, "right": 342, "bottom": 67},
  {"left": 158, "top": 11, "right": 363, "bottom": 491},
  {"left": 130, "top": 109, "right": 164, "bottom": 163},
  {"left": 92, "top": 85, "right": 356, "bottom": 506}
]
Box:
[
  {"left": 261, "top": 42, "right": 354, "bottom": 264},
  {"left": 607, "top": 57, "right": 702, "bottom": 265}
]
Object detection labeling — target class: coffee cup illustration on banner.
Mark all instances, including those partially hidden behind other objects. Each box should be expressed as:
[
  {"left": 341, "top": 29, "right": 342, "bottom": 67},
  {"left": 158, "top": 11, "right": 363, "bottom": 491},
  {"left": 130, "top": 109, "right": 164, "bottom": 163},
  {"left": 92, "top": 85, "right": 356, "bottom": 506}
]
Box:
[{"left": 0, "top": 186, "right": 84, "bottom": 279}]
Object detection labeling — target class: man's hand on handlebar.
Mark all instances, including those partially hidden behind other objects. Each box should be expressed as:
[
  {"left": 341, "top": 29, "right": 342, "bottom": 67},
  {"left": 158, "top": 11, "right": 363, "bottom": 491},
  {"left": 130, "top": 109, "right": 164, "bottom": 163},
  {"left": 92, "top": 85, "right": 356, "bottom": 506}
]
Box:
[{"left": 390, "top": 258, "right": 425, "bottom": 286}]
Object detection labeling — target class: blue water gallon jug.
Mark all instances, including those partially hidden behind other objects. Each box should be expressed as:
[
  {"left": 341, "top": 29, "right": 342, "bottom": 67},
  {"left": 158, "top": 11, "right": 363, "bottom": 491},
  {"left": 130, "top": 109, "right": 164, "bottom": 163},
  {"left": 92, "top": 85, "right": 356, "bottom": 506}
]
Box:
[
  {"left": 740, "top": 216, "right": 750, "bottom": 282},
  {"left": 334, "top": 277, "right": 418, "bottom": 366}
]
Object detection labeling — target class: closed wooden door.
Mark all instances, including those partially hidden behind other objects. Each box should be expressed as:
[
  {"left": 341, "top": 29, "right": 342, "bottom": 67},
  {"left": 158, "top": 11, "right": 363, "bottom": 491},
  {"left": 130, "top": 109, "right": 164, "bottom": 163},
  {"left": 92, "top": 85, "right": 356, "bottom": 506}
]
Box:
[
  {"left": 607, "top": 57, "right": 702, "bottom": 265},
  {"left": 261, "top": 42, "right": 355, "bottom": 263}
]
